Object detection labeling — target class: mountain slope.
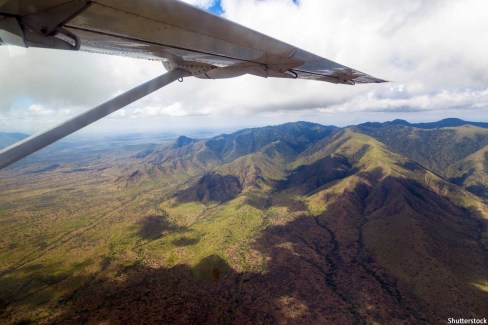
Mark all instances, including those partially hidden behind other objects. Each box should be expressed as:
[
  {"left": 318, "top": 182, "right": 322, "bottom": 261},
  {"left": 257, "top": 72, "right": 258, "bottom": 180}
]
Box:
[
  {"left": 447, "top": 144, "right": 488, "bottom": 200},
  {"left": 294, "top": 129, "right": 488, "bottom": 322},
  {"left": 355, "top": 123, "right": 488, "bottom": 177}
]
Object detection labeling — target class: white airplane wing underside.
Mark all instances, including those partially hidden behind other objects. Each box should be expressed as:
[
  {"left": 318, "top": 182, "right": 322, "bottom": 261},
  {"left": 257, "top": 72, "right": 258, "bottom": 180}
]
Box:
[{"left": 0, "top": 0, "right": 386, "bottom": 84}]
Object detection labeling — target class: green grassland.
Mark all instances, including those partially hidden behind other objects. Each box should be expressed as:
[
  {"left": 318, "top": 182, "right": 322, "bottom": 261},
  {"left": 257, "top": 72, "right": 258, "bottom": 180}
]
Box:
[{"left": 0, "top": 150, "right": 271, "bottom": 323}]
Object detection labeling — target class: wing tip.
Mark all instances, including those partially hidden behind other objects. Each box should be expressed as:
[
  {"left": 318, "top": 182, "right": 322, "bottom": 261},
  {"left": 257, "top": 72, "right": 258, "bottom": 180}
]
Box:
[{"left": 357, "top": 75, "right": 390, "bottom": 84}]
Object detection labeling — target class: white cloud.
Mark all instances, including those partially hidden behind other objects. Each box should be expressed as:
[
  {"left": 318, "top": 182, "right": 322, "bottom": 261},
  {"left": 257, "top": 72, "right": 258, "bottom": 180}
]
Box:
[
  {"left": 27, "top": 104, "right": 53, "bottom": 116},
  {"left": 319, "top": 87, "right": 488, "bottom": 114},
  {"left": 109, "top": 109, "right": 127, "bottom": 118},
  {"left": 1, "top": 0, "right": 488, "bottom": 134},
  {"left": 134, "top": 103, "right": 188, "bottom": 117},
  {"left": 108, "top": 103, "right": 210, "bottom": 119}
]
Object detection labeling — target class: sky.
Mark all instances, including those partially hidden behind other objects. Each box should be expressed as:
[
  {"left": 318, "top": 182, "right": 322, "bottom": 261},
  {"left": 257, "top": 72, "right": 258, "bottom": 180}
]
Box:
[{"left": 1, "top": 0, "right": 487, "bottom": 136}]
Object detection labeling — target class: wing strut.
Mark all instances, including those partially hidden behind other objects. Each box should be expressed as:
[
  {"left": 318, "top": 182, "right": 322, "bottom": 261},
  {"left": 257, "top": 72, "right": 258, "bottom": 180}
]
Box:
[{"left": 0, "top": 68, "right": 191, "bottom": 170}]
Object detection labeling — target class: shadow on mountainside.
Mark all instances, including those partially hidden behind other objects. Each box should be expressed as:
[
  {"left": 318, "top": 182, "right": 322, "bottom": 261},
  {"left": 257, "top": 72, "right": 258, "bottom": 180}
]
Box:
[
  {"left": 3, "top": 173, "right": 488, "bottom": 324},
  {"left": 277, "top": 154, "right": 354, "bottom": 195},
  {"left": 138, "top": 212, "right": 186, "bottom": 240},
  {"left": 175, "top": 172, "right": 243, "bottom": 205}
]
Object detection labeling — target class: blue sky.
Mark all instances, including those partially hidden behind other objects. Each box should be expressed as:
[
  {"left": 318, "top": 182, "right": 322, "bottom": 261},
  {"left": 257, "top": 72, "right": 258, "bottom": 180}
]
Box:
[{"left": 208, "top": 0, "right": 224, "bottom": 15}]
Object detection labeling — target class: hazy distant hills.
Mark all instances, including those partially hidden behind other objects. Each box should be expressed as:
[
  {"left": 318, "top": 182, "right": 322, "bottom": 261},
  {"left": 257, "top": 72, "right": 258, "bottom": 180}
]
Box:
[
  {"left": 0, "top": 132, "right": 28, "bottom": 149},
  {"left": 359, "top": 117, "right": 488, "bottom": 129},
  {"left": 1, "top": 119, "right": 487, "bottom": 324}
]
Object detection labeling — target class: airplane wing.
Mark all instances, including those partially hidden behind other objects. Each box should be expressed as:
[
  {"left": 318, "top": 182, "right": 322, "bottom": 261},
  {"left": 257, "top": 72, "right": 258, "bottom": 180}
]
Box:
[{"left": 0, "top": 0, "right": 386, "bottom": 85}]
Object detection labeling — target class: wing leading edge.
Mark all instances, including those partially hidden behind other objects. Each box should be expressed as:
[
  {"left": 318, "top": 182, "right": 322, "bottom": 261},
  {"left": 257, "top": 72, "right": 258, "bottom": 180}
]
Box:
[{"left": 0, "top": 0, "right": 386, "bottom": 84}]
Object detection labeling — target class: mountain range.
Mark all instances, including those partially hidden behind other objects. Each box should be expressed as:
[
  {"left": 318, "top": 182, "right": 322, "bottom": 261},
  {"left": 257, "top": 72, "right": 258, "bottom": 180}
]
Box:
[{"left": 0, "top": 118, "right": 487, "bottom": 324}]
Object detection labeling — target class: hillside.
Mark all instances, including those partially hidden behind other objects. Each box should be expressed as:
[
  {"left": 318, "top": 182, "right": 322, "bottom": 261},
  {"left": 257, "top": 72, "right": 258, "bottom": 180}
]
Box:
[
  {"left": 354, "top": 120, "right": 488, "bottom": 202},
  {"left": 447, "top": 144, "right": 488, "bottom": 201},
  {"left": 0, "top": 120, "right": 487, "bottom": 324}
]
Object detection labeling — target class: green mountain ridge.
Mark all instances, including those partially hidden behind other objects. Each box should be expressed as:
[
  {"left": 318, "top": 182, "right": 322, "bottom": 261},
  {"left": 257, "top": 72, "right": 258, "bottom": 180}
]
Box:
[
  {"left": 0, "top": 119, "right": 487, "bottom": 324},
  {"left": 354, "top": 122, "right": 488, "bottom": 202}
]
